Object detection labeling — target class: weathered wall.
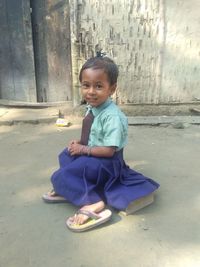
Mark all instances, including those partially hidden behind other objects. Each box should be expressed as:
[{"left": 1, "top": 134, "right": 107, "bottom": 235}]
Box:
[
  {"left": 1, "top": 0, "right": 199, "bottom": 108},
  {"left": 161, "top": 0, "right": 200, "bottom": 103},
  {"left": 70, "top": 0, "right": 200, "bottom": 106}
]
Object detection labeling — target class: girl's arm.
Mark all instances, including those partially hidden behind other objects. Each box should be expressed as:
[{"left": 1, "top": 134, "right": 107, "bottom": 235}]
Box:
[
  {"left": 68, "top": 143, "right": 116, "bottom": 158},
  {"left": 88, "top": 146, "right": 116, "bottom": 157}
]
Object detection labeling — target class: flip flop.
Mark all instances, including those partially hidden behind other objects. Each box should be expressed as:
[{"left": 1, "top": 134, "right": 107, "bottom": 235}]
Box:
[
  {"left": 66, "top": 209, "right": 112, "bottom": 232},
  {"left": 42, "top": 189, "right": 68, "bottom": 203}
]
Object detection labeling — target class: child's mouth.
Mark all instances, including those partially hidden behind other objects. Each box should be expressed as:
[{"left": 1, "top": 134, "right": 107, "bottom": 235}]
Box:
[{"left": 87, "top": 98, "right": 98, "bottom": 102}]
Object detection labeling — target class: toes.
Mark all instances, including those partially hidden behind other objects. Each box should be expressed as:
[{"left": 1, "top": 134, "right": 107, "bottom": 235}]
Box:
[
  {"left": 75, "top": 215, "right": 84, "bottom": 225},
  {"left": 71, "top": 214, "right": 88, "bottom": 225}
]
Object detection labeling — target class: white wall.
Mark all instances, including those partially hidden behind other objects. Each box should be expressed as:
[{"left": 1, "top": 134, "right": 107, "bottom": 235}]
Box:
[
  {"left": 70, "top": 0, "right": 200, "bottom": 105},
  {"left": 161, "top": 0, "right": 200, "bottom": 103}
]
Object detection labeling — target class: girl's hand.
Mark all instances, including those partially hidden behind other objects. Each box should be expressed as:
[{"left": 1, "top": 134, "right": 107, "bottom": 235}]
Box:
[
  {"left": 68, "top": 139, "right": 80, "bottom": 147},
  {"left": 68, "top": 143, "right": 84, "bottom": 156}
]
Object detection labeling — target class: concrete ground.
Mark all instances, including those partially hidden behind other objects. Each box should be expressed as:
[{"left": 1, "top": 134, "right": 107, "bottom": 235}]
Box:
[{"left": 0, "top": 108, "right": 200, "bottom": 267}]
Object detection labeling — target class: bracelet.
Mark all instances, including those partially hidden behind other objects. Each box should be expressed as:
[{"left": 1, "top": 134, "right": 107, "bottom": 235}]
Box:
[
  {"left": 79, "top": 145, "right": 92, "bottom": 156},
  {"left": 87, "top": 146, "right": 92, "bottom": 156},
  {"left": 79, "top": 145, "right": 84, "bottom": 155}
]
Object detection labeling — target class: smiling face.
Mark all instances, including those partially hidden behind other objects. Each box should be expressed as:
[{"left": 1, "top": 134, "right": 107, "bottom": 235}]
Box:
[{"left": 80, "top": 68, "right": 117, "bottom": 107}]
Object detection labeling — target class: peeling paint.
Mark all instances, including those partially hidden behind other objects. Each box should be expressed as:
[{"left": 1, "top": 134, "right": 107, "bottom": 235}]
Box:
[{"left": 70, "top": 0, "right": 200, "bottom": 105}]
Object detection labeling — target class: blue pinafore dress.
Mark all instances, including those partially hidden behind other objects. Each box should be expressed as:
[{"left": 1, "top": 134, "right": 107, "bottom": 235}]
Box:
[{"left": 51, "top": 148, "right": 159, "bottom": 210}]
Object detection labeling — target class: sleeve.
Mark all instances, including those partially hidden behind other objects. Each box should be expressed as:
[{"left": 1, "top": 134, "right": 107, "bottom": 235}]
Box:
[{"left": 102, "top": 114, "right": 128, "bottom": 148}]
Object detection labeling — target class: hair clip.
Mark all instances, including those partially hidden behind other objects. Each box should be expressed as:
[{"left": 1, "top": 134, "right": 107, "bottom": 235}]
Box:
[{"left": 96, "top": 50, "right": 106, "bottom": 58}]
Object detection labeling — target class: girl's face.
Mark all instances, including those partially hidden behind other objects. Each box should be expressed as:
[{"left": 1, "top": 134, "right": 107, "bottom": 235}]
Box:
[{"left": 80, "top": 68, "right": 116, "bottom": 107}]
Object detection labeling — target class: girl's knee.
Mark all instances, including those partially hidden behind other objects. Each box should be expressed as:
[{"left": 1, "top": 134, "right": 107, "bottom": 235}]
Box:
[
  {"left": 58, "top": 148, "right": 69, "bottom": 160},
  {"left": 59, "top": 148, "right": 68, "bottom": 156},
  {"left": 59, "top": 148, "right": 74, "bottom": 167}
]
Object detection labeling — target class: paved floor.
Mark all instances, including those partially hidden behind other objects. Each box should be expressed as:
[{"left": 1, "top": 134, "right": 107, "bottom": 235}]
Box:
[{"left": 0, "top": 119, "right": 200, "bottom": 267}]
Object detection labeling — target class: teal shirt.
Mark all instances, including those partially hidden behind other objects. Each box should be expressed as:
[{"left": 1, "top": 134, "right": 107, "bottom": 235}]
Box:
[{"left": 87, "top": 98, "right": 128, "bottom": 150}]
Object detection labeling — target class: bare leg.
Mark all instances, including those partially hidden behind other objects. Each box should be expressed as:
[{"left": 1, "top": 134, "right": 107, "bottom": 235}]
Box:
[{"left": 70, "top": 201, "right": 105, "bottom": 225}]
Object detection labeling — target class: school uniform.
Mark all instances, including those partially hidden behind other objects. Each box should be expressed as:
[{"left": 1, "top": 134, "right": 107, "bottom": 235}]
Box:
[{"left": 51, "top": 98, "right": 159, "bottom": 210}]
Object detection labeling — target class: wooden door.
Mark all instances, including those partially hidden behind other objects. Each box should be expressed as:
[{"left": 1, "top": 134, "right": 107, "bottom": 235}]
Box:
[
  {"left": 0, "top": 0, "right": 37, "bottom": 102},
  {"left": 31, "top": 0, "right": 72, "bottom": 102}
]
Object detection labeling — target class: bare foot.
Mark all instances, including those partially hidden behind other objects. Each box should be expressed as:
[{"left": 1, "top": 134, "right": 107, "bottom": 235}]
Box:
[{"left": 70, "top": 201, "right": 105, "bottom": 225}]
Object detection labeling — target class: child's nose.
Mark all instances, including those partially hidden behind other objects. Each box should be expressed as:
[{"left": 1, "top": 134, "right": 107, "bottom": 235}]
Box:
[{"left": 88, "top": 86, "right": 95, "bottom": 94}]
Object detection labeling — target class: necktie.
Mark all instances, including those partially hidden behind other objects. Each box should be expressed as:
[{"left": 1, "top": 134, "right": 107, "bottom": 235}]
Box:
[{"left": 80, "top": 111, "right": 94, "bottom": 145}]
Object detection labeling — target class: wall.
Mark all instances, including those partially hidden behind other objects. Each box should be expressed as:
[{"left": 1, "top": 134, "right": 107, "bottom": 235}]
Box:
[
  {"left": 0, "top": 0, "right": 199, "bottom": 109},
  {"left": 161, "top": 0, "right": 200, "bottom": 103},
  {"left": 70, "top": 0, "right": 200, "bottom": 106}
]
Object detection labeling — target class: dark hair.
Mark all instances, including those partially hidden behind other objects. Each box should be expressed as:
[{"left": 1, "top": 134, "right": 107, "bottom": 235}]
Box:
[{"left": 79, "top": 55, "right": 119, "bottom": 85}]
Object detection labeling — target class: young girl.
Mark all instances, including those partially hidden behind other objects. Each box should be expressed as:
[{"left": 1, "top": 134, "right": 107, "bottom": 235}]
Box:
[{"left": 43, "top": 54, "right": 159, "bottom": 232}]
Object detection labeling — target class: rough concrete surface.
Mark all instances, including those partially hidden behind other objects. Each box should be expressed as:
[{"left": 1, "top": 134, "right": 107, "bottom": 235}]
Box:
[{"left": 0, "top": 116, "right": 200, "bottom": 267}]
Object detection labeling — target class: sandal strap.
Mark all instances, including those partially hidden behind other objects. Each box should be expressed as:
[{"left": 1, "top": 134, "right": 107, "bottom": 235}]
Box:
[{"left": 77, "top": 210, "right": 101, "bottom": 220}]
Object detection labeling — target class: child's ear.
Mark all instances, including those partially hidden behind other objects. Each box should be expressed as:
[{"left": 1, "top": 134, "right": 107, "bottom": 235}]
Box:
[{"left": 110, "top": 83, "right": 117, "bottom": 95}]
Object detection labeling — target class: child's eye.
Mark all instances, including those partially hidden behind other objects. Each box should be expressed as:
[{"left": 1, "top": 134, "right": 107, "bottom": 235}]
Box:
[
  {"left": 81, "top": 83, "right": 89, "bottom": 89},
  {"left": 96, "top": 84, "right": 102, "bottom": 89}
]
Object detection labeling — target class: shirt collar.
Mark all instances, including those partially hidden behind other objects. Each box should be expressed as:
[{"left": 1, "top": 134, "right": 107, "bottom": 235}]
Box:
[{"left": 87, "top": 98, "right": 112, "bottom": 117}]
